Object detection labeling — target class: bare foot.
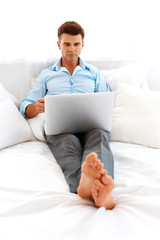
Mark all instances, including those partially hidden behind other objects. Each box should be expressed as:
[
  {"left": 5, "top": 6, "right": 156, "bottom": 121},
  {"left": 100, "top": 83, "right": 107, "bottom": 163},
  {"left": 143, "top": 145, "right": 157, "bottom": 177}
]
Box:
[
  {"left": 77, "top": 152, "right": 105, "bottom": 199},
  {"left": 91, "top": 173, "right": 115, "bottom": 210}
]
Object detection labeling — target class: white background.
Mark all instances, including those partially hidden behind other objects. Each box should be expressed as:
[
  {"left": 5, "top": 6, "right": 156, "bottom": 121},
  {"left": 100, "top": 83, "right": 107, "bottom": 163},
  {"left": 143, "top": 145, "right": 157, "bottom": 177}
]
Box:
[{"left": 0, "top": 0, "right": 160, "bottom": 62}]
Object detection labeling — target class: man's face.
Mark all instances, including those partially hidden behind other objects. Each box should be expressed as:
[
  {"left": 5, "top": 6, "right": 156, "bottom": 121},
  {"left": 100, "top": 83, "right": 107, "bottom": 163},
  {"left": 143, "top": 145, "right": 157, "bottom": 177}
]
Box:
[{"left": 57, "top": 33, "right": 84, "bottom": 62}]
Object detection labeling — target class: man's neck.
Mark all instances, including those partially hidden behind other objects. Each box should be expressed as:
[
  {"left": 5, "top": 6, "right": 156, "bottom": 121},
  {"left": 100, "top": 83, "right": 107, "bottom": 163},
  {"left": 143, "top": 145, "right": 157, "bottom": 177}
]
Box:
[{"left": 61, "top": 58, "right": 79, "bottom": 74}]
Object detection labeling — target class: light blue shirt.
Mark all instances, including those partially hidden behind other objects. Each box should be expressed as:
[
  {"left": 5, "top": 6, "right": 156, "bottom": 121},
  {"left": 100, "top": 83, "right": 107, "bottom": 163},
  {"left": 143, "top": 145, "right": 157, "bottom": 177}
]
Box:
[{"left": 20, "top": 58, "right": 109, "bottom": 117}]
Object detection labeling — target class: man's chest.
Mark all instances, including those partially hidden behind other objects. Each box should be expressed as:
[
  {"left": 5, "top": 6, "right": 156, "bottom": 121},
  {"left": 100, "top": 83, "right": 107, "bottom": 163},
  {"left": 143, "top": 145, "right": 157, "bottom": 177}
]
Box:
[{"left": 46, "top": 71, "right": 96, "bottom": 94}]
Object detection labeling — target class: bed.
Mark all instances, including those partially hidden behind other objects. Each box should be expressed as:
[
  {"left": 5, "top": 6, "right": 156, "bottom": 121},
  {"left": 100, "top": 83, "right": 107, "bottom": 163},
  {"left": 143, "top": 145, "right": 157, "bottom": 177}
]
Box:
[{"left": 0, "top": 59, "right": 160, "bottom": 240}]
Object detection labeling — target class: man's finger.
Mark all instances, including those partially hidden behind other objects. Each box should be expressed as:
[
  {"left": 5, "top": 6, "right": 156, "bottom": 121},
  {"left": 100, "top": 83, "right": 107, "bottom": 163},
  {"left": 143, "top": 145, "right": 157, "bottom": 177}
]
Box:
[{"left": 37, "top": 98, "right": 45, "bottom": 103}]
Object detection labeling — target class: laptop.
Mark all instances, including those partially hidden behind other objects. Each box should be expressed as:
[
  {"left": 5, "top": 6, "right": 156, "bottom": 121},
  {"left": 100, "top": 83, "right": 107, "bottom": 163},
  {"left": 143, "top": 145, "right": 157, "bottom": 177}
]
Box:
[{"left": 44, "top": 92, "right": 114, "bottom": 135}]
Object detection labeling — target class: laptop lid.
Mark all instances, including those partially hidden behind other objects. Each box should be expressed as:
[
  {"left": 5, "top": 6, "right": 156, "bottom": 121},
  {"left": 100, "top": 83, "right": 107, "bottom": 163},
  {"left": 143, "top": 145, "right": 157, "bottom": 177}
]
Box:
[{"left": 44, "top": 92, "right": 114, "bottom": 135}]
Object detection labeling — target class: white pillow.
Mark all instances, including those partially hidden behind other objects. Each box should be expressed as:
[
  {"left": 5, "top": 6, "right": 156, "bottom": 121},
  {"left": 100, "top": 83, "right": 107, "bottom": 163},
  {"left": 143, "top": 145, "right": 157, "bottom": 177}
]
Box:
[
  {"left": 0, "top": 83, "right": 20, "bottom": 107},
  {"left": 101, "top": 63, "right": 148, "bottom": 91},
  {"left": 0, "top": 98, "right": 34, "bottom": 149},
  {"left": 27, "top": 113, "right": 45, "bottom": 141},
  {"left": 111, "top": 84, "right": 160, "bottom": 148}
]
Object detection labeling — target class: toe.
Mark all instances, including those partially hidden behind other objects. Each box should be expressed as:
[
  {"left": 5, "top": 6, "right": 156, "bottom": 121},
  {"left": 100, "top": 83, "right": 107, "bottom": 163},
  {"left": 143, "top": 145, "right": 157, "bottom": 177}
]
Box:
[
  {"left": 92, "top": 180, "right": 100, "bottom": 198},
  {"left": 94, "top": 179, "right": 102, "bottom": 189},
  {"left": 101, "top": 175, "right": 114, "bottom": 186},
  {"left": 86, "top": 152, "right": 97, "bottom": 162}
]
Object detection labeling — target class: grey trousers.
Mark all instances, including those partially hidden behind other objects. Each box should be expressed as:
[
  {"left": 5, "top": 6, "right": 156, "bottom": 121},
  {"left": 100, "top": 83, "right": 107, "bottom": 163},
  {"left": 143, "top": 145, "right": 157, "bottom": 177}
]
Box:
[{"left": 45, "top": 128, "right": 114, "bottom": 193}]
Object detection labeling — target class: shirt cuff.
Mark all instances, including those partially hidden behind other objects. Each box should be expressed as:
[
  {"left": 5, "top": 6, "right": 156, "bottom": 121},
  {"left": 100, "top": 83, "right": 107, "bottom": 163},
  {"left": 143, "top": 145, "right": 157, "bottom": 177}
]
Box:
[{"left": 20, "top": 99, "right": 35, "bottom": 118}]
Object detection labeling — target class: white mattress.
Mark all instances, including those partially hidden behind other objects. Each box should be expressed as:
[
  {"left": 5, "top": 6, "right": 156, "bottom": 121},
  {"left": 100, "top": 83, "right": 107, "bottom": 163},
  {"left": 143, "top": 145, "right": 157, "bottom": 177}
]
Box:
[{"left": 0, "top": 140, "right": 160, "bottom": 240}]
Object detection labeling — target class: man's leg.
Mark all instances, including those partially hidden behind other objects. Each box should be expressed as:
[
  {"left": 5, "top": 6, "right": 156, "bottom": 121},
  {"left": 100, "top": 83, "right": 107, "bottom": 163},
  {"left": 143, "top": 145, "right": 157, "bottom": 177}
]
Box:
[
  {"left": 45, "top": 133, "right": 83, "bottom": 193},
  {"left": 82, "top": 128, "right": 114, "bottom": 178},
  {"left": 77, "top": 129, "right": 115, "bottom": 210}
]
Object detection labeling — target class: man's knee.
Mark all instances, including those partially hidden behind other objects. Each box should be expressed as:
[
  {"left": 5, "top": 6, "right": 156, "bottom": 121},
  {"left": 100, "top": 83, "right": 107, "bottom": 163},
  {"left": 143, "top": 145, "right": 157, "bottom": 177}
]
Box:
[
  {"left": 85, "top": 128, "right": 111, "bottom": 142},
  {"left": 55, "top": 134, "right": 83, "bottom": 157},
  {"left": 62, "top": 133, "right": 81, "bottom": 148}
]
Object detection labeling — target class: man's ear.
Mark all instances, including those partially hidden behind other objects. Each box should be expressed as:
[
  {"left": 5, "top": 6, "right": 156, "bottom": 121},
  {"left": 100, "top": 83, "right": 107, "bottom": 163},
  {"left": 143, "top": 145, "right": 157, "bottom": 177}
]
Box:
[
  {"left": 82, "top": 41, "right": 84, "bottom": 48},
  {"left": 57, "top": 41, "right": 61, "bottom": 50}
]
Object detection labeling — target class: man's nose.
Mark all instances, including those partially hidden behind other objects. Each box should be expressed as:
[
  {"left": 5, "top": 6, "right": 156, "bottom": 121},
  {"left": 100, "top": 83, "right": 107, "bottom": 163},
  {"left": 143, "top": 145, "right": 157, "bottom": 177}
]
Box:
[{"left": 69, "top": 45, "right": 75, "bottom": 52}]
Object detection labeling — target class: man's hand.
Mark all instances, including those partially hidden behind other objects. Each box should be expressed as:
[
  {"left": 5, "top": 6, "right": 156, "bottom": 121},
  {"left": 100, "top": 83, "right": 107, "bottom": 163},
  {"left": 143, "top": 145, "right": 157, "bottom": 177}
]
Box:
[
  {"left": 35, "top": 98, "right": 45, "bottom": 114},
  {"left": 25, "top": 98, "right": 45, "bottom": 118}
]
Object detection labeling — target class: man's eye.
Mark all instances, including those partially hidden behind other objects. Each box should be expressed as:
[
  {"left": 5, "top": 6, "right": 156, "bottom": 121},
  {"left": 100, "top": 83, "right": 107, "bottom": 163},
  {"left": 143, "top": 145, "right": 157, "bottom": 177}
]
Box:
[
  {"left": 64, "top": 43, "right": 70, "bottom": 46},
  {"left": 75, "top": 43, "right": 80, "bottom": 46}
]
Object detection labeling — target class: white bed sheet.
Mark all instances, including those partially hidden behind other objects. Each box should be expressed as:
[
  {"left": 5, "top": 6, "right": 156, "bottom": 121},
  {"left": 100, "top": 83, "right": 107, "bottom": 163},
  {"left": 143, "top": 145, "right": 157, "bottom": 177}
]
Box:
[{"left": 0, "top": 140, "right": 160, "bottom": 240}]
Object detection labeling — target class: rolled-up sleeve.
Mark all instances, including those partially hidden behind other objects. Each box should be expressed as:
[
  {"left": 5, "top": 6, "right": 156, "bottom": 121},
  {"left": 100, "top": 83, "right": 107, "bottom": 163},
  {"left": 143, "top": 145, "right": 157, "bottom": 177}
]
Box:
[{"left": 20, "top": 69, "right": 47, "bottom": 117}]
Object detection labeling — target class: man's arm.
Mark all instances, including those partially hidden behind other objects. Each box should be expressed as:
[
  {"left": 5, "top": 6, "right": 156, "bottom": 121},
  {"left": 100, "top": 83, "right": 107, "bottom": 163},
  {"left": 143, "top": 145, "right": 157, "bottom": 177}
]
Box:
[
  {"left": 95, "top": 69, "right": 110, "bottom": 92},
  {"left": 25, "top": 98, "right": 45, "bottom": 118},
  {"left": 20, "top": 69, "right": 48, "bottom": 118}
]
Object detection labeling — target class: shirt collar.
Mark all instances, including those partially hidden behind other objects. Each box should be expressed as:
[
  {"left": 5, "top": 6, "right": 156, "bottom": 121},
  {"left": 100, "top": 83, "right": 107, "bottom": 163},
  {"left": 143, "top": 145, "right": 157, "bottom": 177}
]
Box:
[
  {"left": 51, "top": 59, "right": 61, "bottom": 71},
  {"left": 79, "top": 58, "right": 90, "bottom": 70},
  {"left": 51, "top": 57, "right": 90, "bottom": 71}
]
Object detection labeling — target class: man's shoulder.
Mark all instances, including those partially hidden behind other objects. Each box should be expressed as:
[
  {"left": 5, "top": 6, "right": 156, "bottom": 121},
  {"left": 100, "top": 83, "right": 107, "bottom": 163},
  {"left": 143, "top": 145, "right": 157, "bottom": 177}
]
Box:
[
  {"left": 40, "top": 62, "right": 59, "bottom": 75},
  {"left": 49, "top": 59, "right": 61, "bottom": 72},
  {"left": 86, "top": 62, "right": 99, "bottom": 72},
  {"left": 80, "top": 58, "right": 100, "bottom": 74},
  {"left": 34, "top": 67, "right": 56, "bottom": 83}
]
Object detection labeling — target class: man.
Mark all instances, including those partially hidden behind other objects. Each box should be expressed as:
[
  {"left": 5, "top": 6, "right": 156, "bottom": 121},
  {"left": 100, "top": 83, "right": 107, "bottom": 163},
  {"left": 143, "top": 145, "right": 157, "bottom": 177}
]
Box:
[{"left": 20, "top": 21, "right": 115, "bottom": 210}]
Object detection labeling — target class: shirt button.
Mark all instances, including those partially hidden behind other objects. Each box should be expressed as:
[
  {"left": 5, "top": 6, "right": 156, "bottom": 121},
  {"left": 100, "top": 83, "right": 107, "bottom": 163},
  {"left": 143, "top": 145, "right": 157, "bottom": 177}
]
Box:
[{"left": 70, "top": 78, "right": 73, "bottom": 84}]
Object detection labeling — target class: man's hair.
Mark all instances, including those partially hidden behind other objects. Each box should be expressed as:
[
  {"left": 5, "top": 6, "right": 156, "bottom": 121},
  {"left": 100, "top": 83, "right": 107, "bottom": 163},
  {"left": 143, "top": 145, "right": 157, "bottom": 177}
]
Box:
[{"left": 58, "top": 21, "right": 85, "bottom": 40}]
